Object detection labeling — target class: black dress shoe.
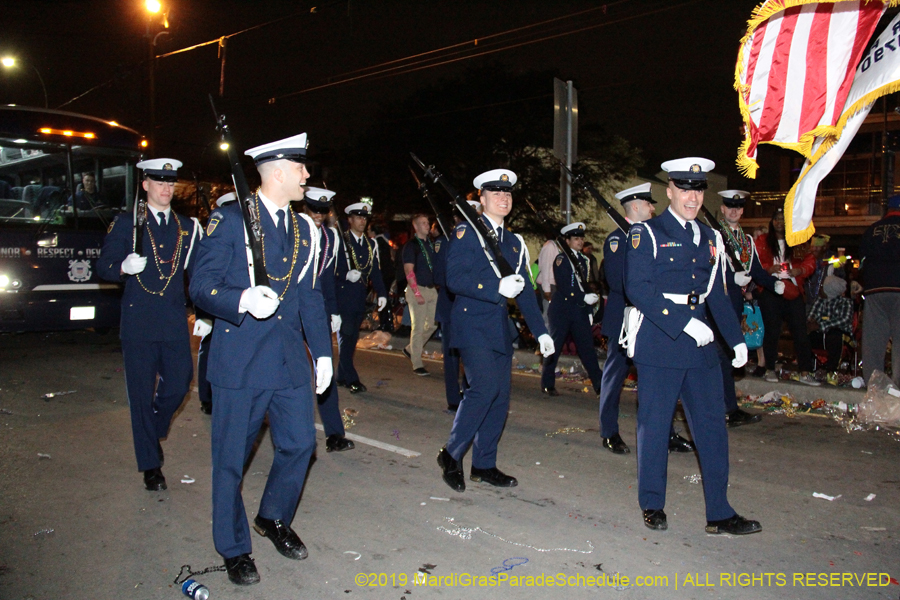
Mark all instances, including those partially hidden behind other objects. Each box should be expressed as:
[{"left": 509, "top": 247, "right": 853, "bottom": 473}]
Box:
[
  {"left": 751, "top": 366, "right": 767, "bottom": 378},
  {"left": 224, "top": 553, "right": 260, "bottom": 585},
  {"left": 413, "top": 367, "right": 430, "bottom": 376},
  {"left": 200, "top": 401, "right": 213, "bottom": 415},
  {"left": 602, "top": 433, "right": 631, "bottom": 454},
  {"left": 643, "top": 509, "right": 668, "bottom": 530},
  {"left": 470, "top": 466, "right": 518, "bottom": 487},
  {"left": 727, "top": 408, "right": 762, "bottom": 427},
  {"left": 252, "top": 515, "right": 308, "bottom": 559},
  {"left": 347, "top": 381, "right": 367, "bottom": 394},
  {"left": 325, "top": 434, "right": 355, "bottom": 452},
  {"left": 437, "top": 447, "right": 465, "bottom": 492},
  {"left": 668, "top": 432, "right": 696, "bottom": 453},
  {"left": 542, "top": 387, "right": 559, "bottom": 397},
  {"left": 143, "top": 467, "right": 167, "bottom": 491},
  {"left": 706, "top": 514, "right": 762, "bottom": 535}
]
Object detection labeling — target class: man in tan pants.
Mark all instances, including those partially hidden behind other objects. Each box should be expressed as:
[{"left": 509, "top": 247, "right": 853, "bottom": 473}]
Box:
[{"left": 402, "top": 213, "right": 438, "bottom": 375}]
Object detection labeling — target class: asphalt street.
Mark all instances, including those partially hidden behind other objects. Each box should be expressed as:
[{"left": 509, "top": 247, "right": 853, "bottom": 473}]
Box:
[{"left": 0, "top": 330, "right": 897, "bottom": 600}]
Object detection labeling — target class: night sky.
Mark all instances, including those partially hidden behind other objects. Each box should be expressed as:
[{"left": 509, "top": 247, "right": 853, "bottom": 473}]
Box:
[{"left": 2, "top": 0, "right": 776, "bottom": 188}]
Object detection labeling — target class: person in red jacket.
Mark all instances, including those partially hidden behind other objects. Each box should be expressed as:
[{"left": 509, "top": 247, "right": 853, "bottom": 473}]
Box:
[{"left": 754, "top": 207, "right": 819, "bottom": 386}]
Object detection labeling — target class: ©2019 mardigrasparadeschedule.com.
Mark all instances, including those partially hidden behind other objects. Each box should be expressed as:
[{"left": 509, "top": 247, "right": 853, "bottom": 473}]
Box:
[{"left": 355, "top": 570, "right": 895, "bottom": 590}]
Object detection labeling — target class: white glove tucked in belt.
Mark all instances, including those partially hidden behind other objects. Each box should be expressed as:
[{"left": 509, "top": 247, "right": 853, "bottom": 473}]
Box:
[
  {"left": 121, "top": 253, "right": 147, "bottom": 275},
  {"left": 346, "top": 269, "right": 362, "bottom": 283},
  {"left": 315, "top": 356, "right": 333, "bottom": 394},
  {"left": 239, "top": 286, "right": 280, "bottom": 319},
  {"left": 538, "top": 334, "right": 555, "bottom": 357},
  {"left": 583, "top": 293, "right": 599, "bottom": 305},
  {"left": 498, "top": 274, "right": 525, "bottom": 299},
  {"left": 773, "top": 280, "right": 785, "bottom": 295},
  {"left": 683, "top": 317, "right": 714, "bottom": 347}
]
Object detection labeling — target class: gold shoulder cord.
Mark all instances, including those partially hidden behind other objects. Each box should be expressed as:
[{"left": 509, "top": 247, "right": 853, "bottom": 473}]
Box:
[
  {"left": 136, "top": 213, "right": 184, "bottom": 296},
  {"left": 256, "top": 190, "right": 300, "bottom": 300}
]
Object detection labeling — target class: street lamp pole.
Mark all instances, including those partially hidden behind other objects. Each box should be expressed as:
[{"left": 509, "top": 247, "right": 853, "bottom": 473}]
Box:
[
  {"left": 1, "top": 58, "right": 48, "bottom": 108},
  {"left": 145, "top": 0, "right": 168, "bottom": 157}
]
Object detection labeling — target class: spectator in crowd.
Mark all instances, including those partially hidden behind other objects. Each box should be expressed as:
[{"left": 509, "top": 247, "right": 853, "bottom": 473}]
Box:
[
  {"left": 536, "top": 233, "right": 558, "bottom": 327},
  {"left": 859, "top": 194, "right": 900, "bottom": 386},
  {"left": 754, "top": 207, "right": 819, "bottom": 386},
  {"left": 807, "top": 276, "right": 853, "bottom": 372},
  {"left": 804, "top": 234, "right": 832, "bottom": 314}
]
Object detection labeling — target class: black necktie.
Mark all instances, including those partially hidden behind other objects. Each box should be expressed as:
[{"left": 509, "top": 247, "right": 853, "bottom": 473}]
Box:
[
  {"left": 158, "top": 211, "right": 167, "bottom": 230},
  {"left": 275, "top": 209, "right": 287, "bottom": 251},
  {"left": 496, "top": 226, "right": 503, "bottom": 242}
]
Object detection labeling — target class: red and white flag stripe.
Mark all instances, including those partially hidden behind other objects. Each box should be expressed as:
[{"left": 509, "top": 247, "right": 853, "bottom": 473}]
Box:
[{"left": 736, "top": 0, "right": 889, "bottom": 178}]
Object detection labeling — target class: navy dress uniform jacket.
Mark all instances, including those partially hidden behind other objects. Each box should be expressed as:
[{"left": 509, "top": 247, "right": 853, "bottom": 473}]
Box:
[
  {"left": 315, "top": 223, "right": 345, "bottom": 438},
  {"left": 446, "top": 220, "right": 546, "bottom": 355},
  {"left": 434, "top": 233, "right": 463, "bottom": 407},
  {"left": 597, "top": 226, "right": 630, "bottom": 437},
  {"left": 98, "top": 210, "right": 197, "bottom": 472},
  {"left": 189, "top": 202, "right": 331, "bottom": 387}
]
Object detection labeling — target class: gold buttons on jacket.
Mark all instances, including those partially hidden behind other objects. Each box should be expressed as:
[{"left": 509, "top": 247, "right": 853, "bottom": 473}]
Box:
[
  {"left": 662, "top": 308, "right": 668, "bottom": 315},
  {"left": 478, "top": 284, "right": 483, "bottom": 289},
  {"left": 211, "top": 289, "right": 218, "bottom": 295}
]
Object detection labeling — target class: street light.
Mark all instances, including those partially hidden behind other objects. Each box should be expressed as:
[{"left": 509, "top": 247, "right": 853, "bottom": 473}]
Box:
[
  {"left": 145, "top": 1, "right": 169, "bottom": 157},
  {"left": 1, "top": 56, "right": 48, "bottom": 108}
]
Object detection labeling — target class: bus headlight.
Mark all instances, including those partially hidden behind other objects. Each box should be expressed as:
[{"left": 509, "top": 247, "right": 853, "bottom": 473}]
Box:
[{"left": 0, "top": 274, "right": 9, "bottom": 288}]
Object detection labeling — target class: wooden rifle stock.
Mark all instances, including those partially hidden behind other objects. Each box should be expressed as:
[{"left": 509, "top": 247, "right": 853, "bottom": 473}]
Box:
[
  {"left": 209, "top": 95, "right": 269, "bottom": 287},
  {"left": 410, "top": 153, "right": 515, "bottom": 277}
]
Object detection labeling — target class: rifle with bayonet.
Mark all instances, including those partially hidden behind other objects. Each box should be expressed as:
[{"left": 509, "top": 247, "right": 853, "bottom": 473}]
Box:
[
  {"left": 133, "top": 180, "right": 146, "bottom": 256},
  {"left": 410, "top": 152, "right": 515, "bottom": 277},
  {"left": 558, "top": 160, "right": 630, "bottom": 234},
  {"left": 209, "top": 94, "right": 269, "bottom": 287},
  {"left": 408, "top": 165, "right": 454, "bottom": 239}
]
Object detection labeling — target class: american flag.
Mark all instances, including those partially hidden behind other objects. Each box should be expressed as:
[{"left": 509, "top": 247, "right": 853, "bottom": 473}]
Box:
[{"left": 735, "top": 0, "right": 889, "bottom": 178}]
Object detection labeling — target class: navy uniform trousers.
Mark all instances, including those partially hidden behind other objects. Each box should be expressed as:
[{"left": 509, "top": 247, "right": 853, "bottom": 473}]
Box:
[
  {"left": 625, "top": 211, "right": 744, "bottom": 522},
  {"left": 540, "top": 250, "right": 603, "bottom": 391},
  {"left": 316, "top": 225, "right": 345, "bottom": 437},
  {"left": 98, "top": 211, "right": 195, "bottom": 472},
  {"left": 444, "top": 219, "right": 548, "bottom": 468},
  {"left": 335, "top": 233, "right": 387, "bottom": 385},
  {"left": 190, "top": 201, "right": 330, "bottom": 559},
  {"left": 433, "top": 234, "right": 464, "bottom": 408},
  {"left": 598, "top": 228, "right": 629, "bottom": 437}
]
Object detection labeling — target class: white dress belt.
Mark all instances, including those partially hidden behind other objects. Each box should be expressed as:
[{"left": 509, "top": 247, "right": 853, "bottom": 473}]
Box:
[{"left": 662, "top": 293, "right": 706, "bottom": 305}]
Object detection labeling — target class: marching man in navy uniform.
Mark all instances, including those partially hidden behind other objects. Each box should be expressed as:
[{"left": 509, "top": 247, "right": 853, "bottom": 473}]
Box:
[
  {"left": 598, "top": 184, "right": 696, "bottom": 455},
  {"left": 624, "top": 158, "right": 760, "bottom": 536},
  {"left": 189, "top": 134, "right": 333, "bottom": 585},
  {"left": 716, "top": 190, "right": 783, "bottom": 426},
  {"left": 437, "top": 169, "right": 555, "bottom": 492},
  {"left": 540, "top": 222, "right": 604, "bottom": 396},
  {"left": 98, "top": 158, "right": 200, "bottom": 492},
  {"left": 334, "top": 199, "right": 387, "bottom": 393},
  {"left": 303, "top": 187, "right": 354, "bottom": 452}
]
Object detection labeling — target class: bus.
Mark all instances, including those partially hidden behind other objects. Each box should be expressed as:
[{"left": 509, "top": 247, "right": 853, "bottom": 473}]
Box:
[{"left": 0, "top": 105, "right": 146, "bottom": 332}]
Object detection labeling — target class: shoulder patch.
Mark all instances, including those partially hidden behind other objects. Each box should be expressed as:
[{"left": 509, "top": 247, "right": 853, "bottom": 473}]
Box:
[
  {"left": 609, "top": 239, "right": 618, "bottom": 253},
  {"left": 206, "top": 210, "right": 223, "bottom": 237},
  {"left": 107, "top": 219, "right": 115, "bottom": 234},
  {"left": 631, "top": 230, "right": 641, "bottom": 249},
  {"left": 434, "top": 239, "right": 442, "bottom": 252},
  {"left": 456, "top": 224, "right": 466, "bottom": 239},
  {"left": 555, "top": 254, "right": 563, "bottom": 266}
]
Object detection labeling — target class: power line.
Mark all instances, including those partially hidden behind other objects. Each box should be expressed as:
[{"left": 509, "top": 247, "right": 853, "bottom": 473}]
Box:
[{"left": 268, "top": 0, "right": 704, "bottom": 104}]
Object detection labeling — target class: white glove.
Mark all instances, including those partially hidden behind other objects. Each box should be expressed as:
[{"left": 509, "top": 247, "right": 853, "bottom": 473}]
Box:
[
  {"left": 121, "top": 253, "right": 147, "bottom": 275},
  {"left": 734, "top": 271, "right": 752, "bottom": 287},
  {"left": 498, "top": 274, "right": 525, "bottom": 298},
  {"left": 192, "top": 317, "right": 212, "bottom": 337},
  {"left": 330, "top": 314, "right": 342, "bottom": 333},
  {"left": 732, "top": 342, "right": 748, "bottom": 368},
  {"left": 773, "top": 280, "right": 785, "bottom": 295},
  {"left": 315, "top": 356, "right": 333, "bottom": 394},
  {"left": 583, "top": 293, "right": 600, "bottom": 305},
  {"left": 377, "top": 297, "right": 387, "bottom": 312},
  {"left": 683, "top": 317, "right": 714, "bottom": 347},
  {"left": 346, "top": 269, "right": 362, "bottom": 283},
  {"left": 538, "top": 334, "right": 555, "bottom": 357},
  {"left": 239, "top": 286, "right": 280, "bottom": 319}
]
